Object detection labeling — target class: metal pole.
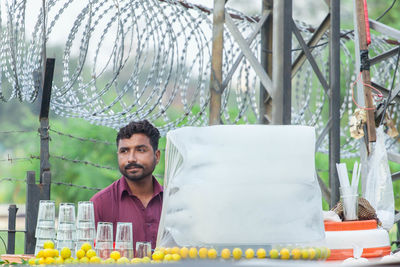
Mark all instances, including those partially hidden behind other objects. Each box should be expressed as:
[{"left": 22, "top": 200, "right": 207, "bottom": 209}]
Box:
[
  {"left": 25, "top": 171, "right": 38, "bottom": 254},
  {"left": 272, "top": 0, "right": 292, "bottom": 124},
  {"left": 7, "top": 205, "right": 18, "bottom": 254},
  {"left": 39, "top": 58, "right": 55, "bottom": 182},
  {"left": 329, "top": 0, "right": 341, "bottom": 208},
  {"left": 209, "top": 0, "right": 225, "bottom": 125},
  {"left": 24, "top": 171, "right": 51, "bottom": 254},
  {"left": 259, "top": 0, "right": 273, "bottom": 124}
]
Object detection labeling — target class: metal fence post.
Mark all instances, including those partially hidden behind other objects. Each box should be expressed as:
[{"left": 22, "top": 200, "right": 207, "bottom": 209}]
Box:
[
  {"left": 7, "top": 205, "right": 18, "bottom": 254},
  {"left": 24, "top": 171, "right": 51, "bottom": 254}
]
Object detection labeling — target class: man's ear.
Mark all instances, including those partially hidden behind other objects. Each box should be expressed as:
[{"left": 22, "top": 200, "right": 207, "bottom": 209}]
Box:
[{"left": 155, "top": 149, "right": 160, "bottom": 164}]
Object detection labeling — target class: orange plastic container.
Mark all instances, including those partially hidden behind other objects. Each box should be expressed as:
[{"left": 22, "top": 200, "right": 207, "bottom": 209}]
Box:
[{"left": 324, "top": 220, "right": 391, "bottom": 261}]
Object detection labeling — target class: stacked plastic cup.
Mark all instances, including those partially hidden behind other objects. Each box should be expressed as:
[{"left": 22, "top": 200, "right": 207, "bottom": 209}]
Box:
[
  {"left": 56, "top": 203, "right": 77, "bottom": 255},
  {"left": 135, "top": 241, "right": 151, "bottom": 258},
  {"left": 35, "top": 200, "right": 56, "bottom": 255},
  {"left": 115, "top": 222, "right": 134, "bottom": 259},
  {"left": 76, "top": 201, "right": 96, "bottom": 249},
  {"left": 95, "top": 222, "right": 113, "bottom": 260}
]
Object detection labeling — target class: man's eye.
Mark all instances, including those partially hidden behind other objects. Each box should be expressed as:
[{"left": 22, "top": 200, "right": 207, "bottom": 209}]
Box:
[{"left": 120, "top": 149, "right": 127, "bottom": 153}]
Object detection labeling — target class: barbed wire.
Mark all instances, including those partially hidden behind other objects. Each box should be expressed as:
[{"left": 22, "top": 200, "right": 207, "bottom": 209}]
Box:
[
  {"left": 49, "top": 128, "right": 114, "bottom": 146},
  {"left": 0, "top": 130, "right": 37, "bottom": 134},
  {"left": 0, "top": 154, "right": 39, "bottom": 163},
  {"left": 0, "top": 175, "right": 165, "bottom": 191},
  {"left": 0, "top": 177, "right": 26, "bottom": 183},
  {"left": 50, "top": 155, "right": 117, "bottom": 170}
]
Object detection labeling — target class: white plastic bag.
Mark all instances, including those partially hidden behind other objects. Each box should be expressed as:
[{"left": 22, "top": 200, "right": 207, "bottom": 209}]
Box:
[
  {"left": 157, "top": 125, "right": 325, "bottom": 248},
  {"left": 362, "top": 126, "right": 394, "bottom": 230}
]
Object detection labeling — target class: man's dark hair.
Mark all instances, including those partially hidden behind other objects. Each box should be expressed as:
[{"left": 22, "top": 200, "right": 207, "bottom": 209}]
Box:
[{"left": 116, "top": 120, "right": 160, "bottom": 151}]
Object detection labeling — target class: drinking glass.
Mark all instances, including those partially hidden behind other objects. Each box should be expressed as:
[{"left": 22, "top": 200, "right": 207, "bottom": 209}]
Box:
[
  {"left": 77, "top": 201, "right": 95, "bottom": 224},
  {"left": 56, "top": 203, "right": 76, "bottom": 254},
  {"left": 115, "top": 222, "right": 133, "bottom": 259},
  {"left": 95, "top": 222, "right": 113, "bottom": 259},
  {"left": 35, "top": 200, "right": 56, "bottom": 255},
  {"left": 76, "top": 201, "right": 96, "bottom": 249},
  {"left": 135, "top": 242, "right": 151, "bottom": 258},
  {"left": 340, "top": 186, "right": 358, "bottom": 221}
]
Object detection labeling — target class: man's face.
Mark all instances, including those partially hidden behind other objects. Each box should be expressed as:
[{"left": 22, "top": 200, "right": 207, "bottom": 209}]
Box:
[{"left": 117, "top": 133, "right": 160, "bottom": 182}]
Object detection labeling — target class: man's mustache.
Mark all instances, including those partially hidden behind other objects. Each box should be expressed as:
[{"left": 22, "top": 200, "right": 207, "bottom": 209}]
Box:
[{"left": 125, "top": 163, "right": 144, "bottom": 170}]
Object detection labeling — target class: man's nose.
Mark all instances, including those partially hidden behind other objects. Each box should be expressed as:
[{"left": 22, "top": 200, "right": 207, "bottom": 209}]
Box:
[{"left": 127, "top": 151, "right": 136, "bottom": 162}]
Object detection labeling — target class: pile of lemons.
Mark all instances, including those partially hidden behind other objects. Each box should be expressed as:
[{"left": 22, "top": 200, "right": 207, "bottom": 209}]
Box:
[
  {"left": 28, "top": 241, "right": 101, "bottom": 265},
  {"left": 151, "top": 246, "right": 331, "bottom": 262},
  {"left": 28, "top": 241, "right": 331, "bottom": 265}
]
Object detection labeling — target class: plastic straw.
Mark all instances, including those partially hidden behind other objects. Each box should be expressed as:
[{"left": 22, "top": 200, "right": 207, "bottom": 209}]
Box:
[{"left": 351, "top": 162, "right": 358, "bottom": 189}]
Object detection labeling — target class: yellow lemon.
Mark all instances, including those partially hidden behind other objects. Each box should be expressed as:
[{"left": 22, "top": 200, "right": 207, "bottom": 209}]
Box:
[
  {"left": 45, "top": 257, "right": 56, "bottom": 265},
  {"left": 28, "top": 258, "right": 36, "bottom": 265},
  {"left": 60, "top": 247, "right": 72, "bottom": 259},
  {"left": 256, "top": 248, "right": 266, "bottom": 259},
  {"left": 38, "top": 257, "right": 45, "bottom": 265},
  {"left": 164, "top": 247, "right": 172, "bottom": 255},
  {"left": 110, "top": 251, "right": 121, "bottom": 261},
  {"left": 269, "top": 249, "right": 279, "bottom": 259},
  {"left": 171, "top": 247, "right": 180, "bottom": 254},
  {"left": 86, "top": 249, "right": 97, "bottom": 259},
  {"left": 117, "top": 257, "right": 129, "bottom": 264},
  {"left": 172, "top": 254, "right": 181, "bottom": 261},
  {"left": 320, "top": 247, "right": 327, "bottom": 260},
  {"left": 142, "top": 256, "right": 151, "bottom": 263},
  {"left": 76, "top": 249, "right": 85, "bottom": 259},
  {"left": 52, "top": 249, "right": 59, "bottom": 257},
  {"left": 63, "top": 258, "right": 73, "bottom": 264},
  {"left": 43, "top": 248, "right": 53, "bottom": 258},
  {"left": 207, "top": 248, "right": 217, "bottom": 259},
  {"left": 164, "top": 254, "right": 173, "bottom": 261},
  {"left": 54, "top": 256, "right": 64, "bottom": 265},
  {"left": 179, "top": 247, "right": 189, "bottom": 259},
  {"left": 189, "top": 247, "right": 198, "bottom": 259},
  {"left": 43, "top": 240, "right": 55, "bottom": 249},
  {"left": 104, "top": 258, "right": 116, "bottom": 264},
  {"left": 80, "top": 257, "right": 89, "bottom": 264},
  {"left": 36, "top": 250, "right": 44, "bottom": 259},
  {"left": 151, "top": 251, "right": 164, "bottom": 261},
  {"left": 280, "top": 248, "right": 290, "bottom": 260},
  {"left": 198, "top": 247, "right": 208, "bottom": 259},
  {"left": 245, "top": 248, "right": 255, "bottom": 259},
  {"left": 314, "top": 247, "right": 321, "bottom": 260},
  {"left": 90, "top": 256, "right": 101, "bottom": 263},
  {"left": 291, "top": 248, "right": 301, "bottom": 260},
  {"left": 81, "top": 242, "right": 92, "bottom": 252},
  {"left": 72, "top": 258, "right": 80, "bottom": 264},
  {"left": 301, "top": 248, "right": 309, "bottom": 260},
  {"left": 232, "top": 248, "right": 242, "bottom": 260},
  {"left": 221, "top": 248, "right": 231, "bottom": 260},
  {"left": 308, "top": 248, "right": 316, "bottom": 260},
  {"left": 131, "top": 258, "right": 142, "bottom": 264}
]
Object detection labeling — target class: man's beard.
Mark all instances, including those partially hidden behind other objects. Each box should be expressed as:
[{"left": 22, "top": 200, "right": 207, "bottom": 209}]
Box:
[{"left": 120, "top": 161, "right": 156, "bottom": 182}]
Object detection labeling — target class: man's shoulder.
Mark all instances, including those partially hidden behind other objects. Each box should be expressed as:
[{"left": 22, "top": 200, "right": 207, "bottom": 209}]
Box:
[{"left": 90, "top": 178, "right": 123, "bottom": 203}]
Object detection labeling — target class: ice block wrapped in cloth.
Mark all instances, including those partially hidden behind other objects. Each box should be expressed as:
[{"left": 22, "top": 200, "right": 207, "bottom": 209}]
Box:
[{"left": 157, "top": 125, "right": 325, "bottom": 247}]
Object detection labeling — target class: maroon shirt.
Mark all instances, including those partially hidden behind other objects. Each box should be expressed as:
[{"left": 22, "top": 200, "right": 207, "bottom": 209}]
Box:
[{"left": 90, "top": 176, "right": 163, "bottom": 249}]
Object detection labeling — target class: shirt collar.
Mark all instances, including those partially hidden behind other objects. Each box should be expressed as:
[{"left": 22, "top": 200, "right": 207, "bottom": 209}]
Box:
[{"left": 120, "top": 176, "right": 163, "bottom": 199}]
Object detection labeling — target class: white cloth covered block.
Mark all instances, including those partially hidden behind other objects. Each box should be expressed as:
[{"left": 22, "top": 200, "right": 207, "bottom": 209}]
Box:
[{"left": 157, "top": 125, "right": 325, "bottom": 247}]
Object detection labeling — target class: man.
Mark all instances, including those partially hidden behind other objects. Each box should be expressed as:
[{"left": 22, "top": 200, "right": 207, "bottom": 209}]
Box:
[{"left": 91, "top": 120, "right": 163, "bottom": 249}]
